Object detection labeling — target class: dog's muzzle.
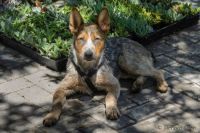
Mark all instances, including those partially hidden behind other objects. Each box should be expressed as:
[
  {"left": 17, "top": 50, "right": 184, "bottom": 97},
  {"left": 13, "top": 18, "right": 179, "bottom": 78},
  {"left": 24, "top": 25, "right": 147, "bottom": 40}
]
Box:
[{"left": 84, "top": 49, "right": 93, "bottom": 61}]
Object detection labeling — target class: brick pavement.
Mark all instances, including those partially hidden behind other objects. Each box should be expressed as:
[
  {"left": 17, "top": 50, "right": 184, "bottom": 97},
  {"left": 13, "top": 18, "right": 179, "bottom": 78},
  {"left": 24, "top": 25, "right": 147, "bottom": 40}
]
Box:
[{"left": 0, "top": 17, "right": 200, "bottom": 133}]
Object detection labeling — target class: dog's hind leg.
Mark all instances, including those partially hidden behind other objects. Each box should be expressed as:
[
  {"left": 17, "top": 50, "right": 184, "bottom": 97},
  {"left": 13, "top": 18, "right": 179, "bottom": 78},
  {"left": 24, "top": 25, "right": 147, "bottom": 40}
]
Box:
[
  {"left": 128, "top": 68, "right": 168, "bottom": 93},
  {"left": 136, "top": 69, "right": 168, "bottom": 93},
  {"left": 132, "top": 76, "right": 146, "bottom": 93},
  {"left": 150, "top": 69, "right": 168, "bottom": 93},
  {"left": 119, "top": 55, "right": 168, "bottom": 93}
]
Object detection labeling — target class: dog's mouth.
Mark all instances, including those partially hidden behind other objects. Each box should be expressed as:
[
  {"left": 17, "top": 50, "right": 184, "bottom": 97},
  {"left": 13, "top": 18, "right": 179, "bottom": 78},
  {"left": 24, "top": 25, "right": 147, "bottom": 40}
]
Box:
[{"left": 84, "top": 57, "right": 94, "bottom": 62}]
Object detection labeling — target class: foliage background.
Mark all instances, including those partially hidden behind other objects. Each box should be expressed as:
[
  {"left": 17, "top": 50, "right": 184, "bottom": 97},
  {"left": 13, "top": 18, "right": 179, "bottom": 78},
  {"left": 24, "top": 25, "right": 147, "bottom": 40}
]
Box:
[{"left": 0, "top": 0, "right": 199, "bottom": 59}]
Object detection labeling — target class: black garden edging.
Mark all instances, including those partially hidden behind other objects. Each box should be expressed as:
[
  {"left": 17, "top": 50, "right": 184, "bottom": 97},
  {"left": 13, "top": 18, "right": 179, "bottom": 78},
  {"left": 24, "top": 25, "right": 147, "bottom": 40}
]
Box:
[
  {"left": 0, "top": 35, "right": 67, "bottom": 71},
  {"left": 128, "top": 13, "right": 199, "bottom": 44},
  {"left": 0, "top": 13, "right": 199, "bottom": 71}
]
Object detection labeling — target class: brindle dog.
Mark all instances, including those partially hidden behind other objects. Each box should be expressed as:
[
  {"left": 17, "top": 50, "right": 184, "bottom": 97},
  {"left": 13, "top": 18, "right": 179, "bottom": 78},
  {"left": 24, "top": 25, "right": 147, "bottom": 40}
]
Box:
[{"left": 43, "top": 7, "right": 168, "bottom": 127}]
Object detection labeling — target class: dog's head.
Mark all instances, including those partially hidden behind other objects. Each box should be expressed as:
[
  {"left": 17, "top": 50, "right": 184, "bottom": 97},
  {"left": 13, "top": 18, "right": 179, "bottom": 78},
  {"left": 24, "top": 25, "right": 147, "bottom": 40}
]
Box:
[{"left": 69, "top": 7, "right": 110, "bottom": 70}]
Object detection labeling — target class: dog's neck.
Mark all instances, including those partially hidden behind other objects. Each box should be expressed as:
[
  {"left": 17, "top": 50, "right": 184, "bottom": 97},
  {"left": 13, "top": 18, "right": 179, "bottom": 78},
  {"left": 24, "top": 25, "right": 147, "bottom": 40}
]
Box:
[{"left": 70, "top": 45, "right": 104, "bottom": 76}]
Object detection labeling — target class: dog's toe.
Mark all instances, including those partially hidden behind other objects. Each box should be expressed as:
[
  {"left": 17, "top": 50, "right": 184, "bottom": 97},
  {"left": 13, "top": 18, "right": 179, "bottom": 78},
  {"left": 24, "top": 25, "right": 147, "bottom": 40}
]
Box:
[
  {"left": 43, "top": 113, "right": 59, "bottom": 127},
  {"left": 157, "top": 82, "right": 168, "bottom": 93},
  {"left": 106, "top": 106, "right": 120, "bottom": 120}
]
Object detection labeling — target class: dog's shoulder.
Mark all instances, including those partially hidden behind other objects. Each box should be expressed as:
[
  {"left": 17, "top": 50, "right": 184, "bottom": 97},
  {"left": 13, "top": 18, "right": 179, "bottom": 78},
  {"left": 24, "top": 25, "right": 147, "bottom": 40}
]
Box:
[{"left": 104, "top": 37, "right": 123, "bottom": 77}]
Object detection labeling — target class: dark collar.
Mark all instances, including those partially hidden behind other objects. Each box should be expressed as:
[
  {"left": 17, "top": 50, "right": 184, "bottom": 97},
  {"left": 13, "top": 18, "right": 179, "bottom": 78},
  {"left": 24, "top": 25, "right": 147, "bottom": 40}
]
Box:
[
  {"left": 70, "top": 55, "right": 104, "bottom": 78},
  {"left": 69, "top": 54, "right": 104, "bottom": 92}
]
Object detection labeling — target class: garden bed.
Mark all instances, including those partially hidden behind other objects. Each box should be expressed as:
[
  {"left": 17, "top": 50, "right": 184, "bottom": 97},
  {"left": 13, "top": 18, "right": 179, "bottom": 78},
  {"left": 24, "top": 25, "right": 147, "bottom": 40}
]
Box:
[
  {"left": 0, "top": 1, "right": 199, "bottom": 71},
  {"left": 128, "top": 13, "right": 199, "bottom": 44},
  {"left": 0, "top": 34, "right": 67, "bottom": 71},
  {"left": 0, "top": 12, "right": 199, "bottom": 71}
]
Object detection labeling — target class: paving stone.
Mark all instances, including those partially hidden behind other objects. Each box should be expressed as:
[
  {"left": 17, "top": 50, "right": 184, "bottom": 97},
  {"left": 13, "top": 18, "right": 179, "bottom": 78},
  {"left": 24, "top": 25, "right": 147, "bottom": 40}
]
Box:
[
  {"left": 3, "top": 119, "right": 33, "bottom": 133},
  {"left": 118, "top": 89, "right": 137, "bottom": 112},
  {"left": 187, "top": 31, "right": 200, "bottom": 42},
  {"left": 42, "top": 93, "right": 105, "bottom": 118},
  {"left": 197, "top": 40, "right": 200, "bottom": 46},
  {"left": 120, "top": 115, "right": 173, "bottom": 133},
  {"left": 59, "top": 114, "right": 105, "bottom": 133},
  {"left": 27, "top": 107, "right": 49, "bottom": 126},
  {"left": 82, "top": 104, "right": 135, "bottom": 130},
  {"left": 126, "top": 99, "right": 175, "bottom": 122},
  {"left": 0, "top": 105, "right": 47, "bottom": 132},
  {"left": 35, "top": 79, "right": 58, "bottom": 94},
  {"left": 164, "top": 62, "right": 200, "bottom": 86},
  {"left": 17, "top": 85, "right": 52, "bottom": 106},
  {"left": 158, "top": 107, "right": 200, "bottom": 133},
  {"left": 0, "top": 43, "right": 6, "bottom": 50},
  {"left": 177, "top": 30, "right": 200, "bottom": 43},
  {"left": 165, "top": 51, "right": 200, "bottom": 71},
  {"left": 157, "top": 86, "right": 187, "bottom": 103},
  {"left": 0, "top": 93, "right": 38, "bottom": 132},
  {"left": 0, "top": 78, "right": 33, "bottom": 95},
  {"left": 159, "top": 87, "right": 200, "bottom": 113},
  {"left": 0, "top": 45, "right": 33, "bottom": 69},
  {"left": 0, "top": 92, "right": 28, "bottom": 111},
  {"left": 64, "top": 97, "right": 103, "bottom": 115},
  {"left": 33, "top": 126, "right": 80, "bottom": 133},
  {"left": 145, "top": 39, "right": 175, "bottom": 56},
  {"left": 24, "top": 69, "right": 64, "bottom": 94},
  {"left": 165, "top": 41, "right": 200, "bottom": 55},
  {"left": 166, "top": 38, "right": 200, "bottom": 55},
  {"left": 128, "top": 87, "right": 159, "bottom": 105},
  {"left": 165, "top": 33, "right": 189, "bottom": 45},
  {"left": 0, "top": 66, "right": 8, "bottom": 84},
  {"left": 0, "top": 110, "right": 8, "bottom": 130},
  {"left": 0, "top": 104, "right": 39, "bottom": 132},
  {"left": 167, "top": 76, "right": 200, "bottom": 102},
  {"left": 154, "top": 55, "right": 177, "bottom": 69},
  {"left": 34, "top": 114, "right": 102, "bottom": 133},
  {"left": 0, "top": 64, "right": 44, "bottom": 84},
  {"left": 79, "top": 123, "right": 119, "bottom": 132}
]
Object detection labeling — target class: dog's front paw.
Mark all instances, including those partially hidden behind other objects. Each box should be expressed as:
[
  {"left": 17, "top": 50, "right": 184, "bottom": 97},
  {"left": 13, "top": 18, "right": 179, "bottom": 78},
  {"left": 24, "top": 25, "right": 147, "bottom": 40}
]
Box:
[
  {"left": 157, "top": 81, "right": 168, "bottom": 93},
  {"left": 43, "top": 113, "right": 59, "bottom": 127},
  {"left": 106, "top": 106, "right": 120, "bottom": 120}
]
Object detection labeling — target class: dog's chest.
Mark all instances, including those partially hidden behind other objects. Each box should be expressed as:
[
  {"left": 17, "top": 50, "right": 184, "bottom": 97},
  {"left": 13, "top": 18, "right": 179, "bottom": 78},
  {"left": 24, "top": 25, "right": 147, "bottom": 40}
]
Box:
[{"left": 104, "top": 38, "right": 123, "bottom": 77}]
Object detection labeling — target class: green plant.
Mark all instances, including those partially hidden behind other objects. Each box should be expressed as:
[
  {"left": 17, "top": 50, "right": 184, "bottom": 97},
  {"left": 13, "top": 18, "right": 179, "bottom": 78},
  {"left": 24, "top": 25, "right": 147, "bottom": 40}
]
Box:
[{"left": 0, "top": 0, "right": 199, "bottom": 59}]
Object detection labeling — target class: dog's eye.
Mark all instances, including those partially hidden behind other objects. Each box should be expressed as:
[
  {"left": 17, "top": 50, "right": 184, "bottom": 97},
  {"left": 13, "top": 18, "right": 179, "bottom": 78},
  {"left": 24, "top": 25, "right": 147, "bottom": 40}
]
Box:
[
  {"left": 95, "top": 37, "right": 101, "bottom": 41},
  {"left": 77, "top": 37, "right": 84, "bottom": 41},
  {"left": 94, "top": 37, "right": 101, "bottom": 45},
  {"left": 77, "top": 37, "right": 85, "bottom": 44}
]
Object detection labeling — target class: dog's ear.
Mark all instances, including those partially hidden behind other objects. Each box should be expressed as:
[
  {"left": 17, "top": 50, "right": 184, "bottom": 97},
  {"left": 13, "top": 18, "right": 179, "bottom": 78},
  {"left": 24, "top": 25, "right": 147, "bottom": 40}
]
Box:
[
  {"left": 69, "top": 8, "right": 83, "bottom": 34},
  {"left": 97, "top": 7, "right": 110, "bottom": 33}
]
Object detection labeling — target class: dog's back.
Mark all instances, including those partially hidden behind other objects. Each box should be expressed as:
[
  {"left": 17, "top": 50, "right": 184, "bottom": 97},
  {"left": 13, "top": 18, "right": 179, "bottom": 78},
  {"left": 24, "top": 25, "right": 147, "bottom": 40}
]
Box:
[{"left": 105, "top": 37, "right": 153, "bottom": 77}]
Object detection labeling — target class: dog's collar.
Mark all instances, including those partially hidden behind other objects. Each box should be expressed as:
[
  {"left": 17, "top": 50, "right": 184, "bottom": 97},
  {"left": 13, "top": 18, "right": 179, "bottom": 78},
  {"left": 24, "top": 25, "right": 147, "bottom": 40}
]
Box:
[
  {"left": 69, "top": 54, "right": 104, "bottom": 92},
  {"left": 69, "top": 54, "right": 104, "bottom": 78}
]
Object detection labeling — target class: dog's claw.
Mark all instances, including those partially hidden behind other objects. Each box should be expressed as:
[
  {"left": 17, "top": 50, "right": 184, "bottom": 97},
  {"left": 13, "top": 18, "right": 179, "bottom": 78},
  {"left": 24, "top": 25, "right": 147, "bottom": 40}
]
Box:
[
  {"left": 106, "top": 106, "right": 120, "bottom": 120},
  {"left": 43, "top": 113, "right": 59, "bottom": 127}
]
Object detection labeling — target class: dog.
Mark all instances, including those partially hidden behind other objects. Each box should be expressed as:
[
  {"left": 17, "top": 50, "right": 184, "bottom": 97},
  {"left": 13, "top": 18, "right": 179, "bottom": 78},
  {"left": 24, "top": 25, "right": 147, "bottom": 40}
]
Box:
[{"left": 43, "top": 7, "right": 168, "bottom": 127}]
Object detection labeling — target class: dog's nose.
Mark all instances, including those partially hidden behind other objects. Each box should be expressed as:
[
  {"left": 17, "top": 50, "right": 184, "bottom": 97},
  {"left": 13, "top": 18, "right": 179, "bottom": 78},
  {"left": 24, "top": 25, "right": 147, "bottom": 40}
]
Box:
[{"left": 84, "top": 50, "right": 93, "bottom": 60}]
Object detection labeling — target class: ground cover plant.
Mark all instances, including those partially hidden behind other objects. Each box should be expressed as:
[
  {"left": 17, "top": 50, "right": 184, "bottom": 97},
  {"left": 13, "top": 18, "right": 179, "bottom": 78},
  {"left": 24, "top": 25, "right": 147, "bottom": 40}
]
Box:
[{"left": 0, "top": 0, "right": 199, "bottom": 59}]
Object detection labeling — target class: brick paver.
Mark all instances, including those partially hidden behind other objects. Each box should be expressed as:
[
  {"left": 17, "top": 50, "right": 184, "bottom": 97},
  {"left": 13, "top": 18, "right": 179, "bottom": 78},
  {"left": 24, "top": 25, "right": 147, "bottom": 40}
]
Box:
[{"left": 0, "top": 17, "right": 199, "bottom": 133}]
